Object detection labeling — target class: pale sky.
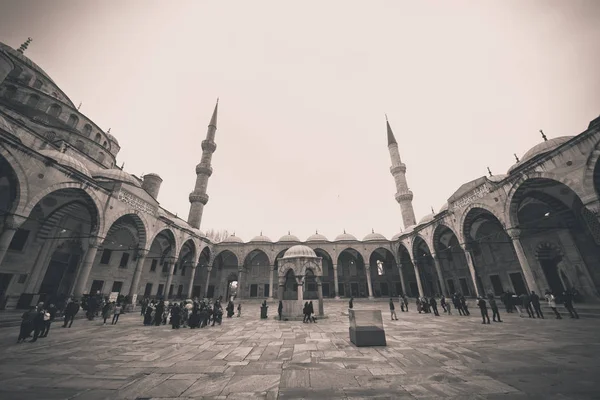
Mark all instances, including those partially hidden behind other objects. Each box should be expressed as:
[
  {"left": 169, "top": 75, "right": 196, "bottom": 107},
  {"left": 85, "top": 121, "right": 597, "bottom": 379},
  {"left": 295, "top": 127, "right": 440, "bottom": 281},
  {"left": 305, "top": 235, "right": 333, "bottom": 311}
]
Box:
[{"left": 1, "top": 0, "right": 599, "bottom": 241}]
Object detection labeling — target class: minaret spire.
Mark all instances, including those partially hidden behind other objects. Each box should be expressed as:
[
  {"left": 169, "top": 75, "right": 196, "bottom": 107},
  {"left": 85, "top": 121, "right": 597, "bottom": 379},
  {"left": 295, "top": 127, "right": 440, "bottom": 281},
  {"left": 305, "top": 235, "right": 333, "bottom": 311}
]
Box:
[
  {"left": 188, "top": 99, "right": 219, "bottom": 229},
  {"left": 17, "top": 38, "right": 32, "bottom": 54},
  {"left": 386, "top": 116, "right": 416, "bottom": 229}
]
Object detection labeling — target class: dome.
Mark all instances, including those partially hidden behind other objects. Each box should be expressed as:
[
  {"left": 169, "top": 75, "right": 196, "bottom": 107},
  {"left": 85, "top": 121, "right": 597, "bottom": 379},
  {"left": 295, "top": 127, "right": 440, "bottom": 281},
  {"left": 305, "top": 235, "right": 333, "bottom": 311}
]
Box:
[
  {"left": 509, "top": 136, "right": 573, "bottom": 174},
  {"left": 334, "top": 231, "right": 357, "bottom": 242},
  {"left": 249, "top": 233, "right": 272, "bottom": 243},
  {"left": 221, "top": 234, "right": 244, "bottom": 244},
  {"left": 306, "top": 232, "right": 328, "bottom": 242},
  {"left": 0, "top": 114, "right": 16, "bottom": 136},
  {"left": 105, "top": 131, "right": 119, "bottom": 146},
  {"left": 402, "top": 225, "right": 416, "bottom": 234},
  {"left": 438, "top": 202, "right": 449, "bottom": 213},
  {"left": 39, "top": 149, "right": 91, "bottom": 177},
  {"left": 391, "top": 232, "right": 402, "bottom": 241},
  {"left": 363, "top": 231, "right": 387, "bottom": 241},
  {"left": 92, "top": 168, "right": 142, "bottom": 187},
  {"left": 278, "top": 233, "right": 301, "bottom": 243},
  {"left": 283, "top": 245, "right": 317, "bottom": 259},
  {"left": 0, "top": 42, "right": 55, "bottom": 84},
  {"left": 487, "top": 174, "right": 507, "bottom": 183},
  {"left": 418, "top": 213, "right": 435, "bottom": 225}
]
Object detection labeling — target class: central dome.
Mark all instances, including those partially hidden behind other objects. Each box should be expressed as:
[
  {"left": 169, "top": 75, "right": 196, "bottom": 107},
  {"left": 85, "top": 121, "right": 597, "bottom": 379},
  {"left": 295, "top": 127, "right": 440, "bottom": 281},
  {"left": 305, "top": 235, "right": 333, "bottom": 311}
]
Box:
[{"left": 283, "top": 245, "right": 317, "bottom": 259}]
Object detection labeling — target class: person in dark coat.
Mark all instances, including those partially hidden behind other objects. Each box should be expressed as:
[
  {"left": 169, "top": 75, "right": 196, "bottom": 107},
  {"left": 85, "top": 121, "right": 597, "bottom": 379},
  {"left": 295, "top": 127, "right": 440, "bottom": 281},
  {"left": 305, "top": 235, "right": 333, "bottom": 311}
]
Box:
[
  {"left": 402, "top": 295, "right": 409, "bottom": 312},
  {"left": 477, "top": 297, "right": 490, "bottom": 324},
  {"left": 226, "top": 300, "right": 235, "bottom": 318},
  {"left": 429, "top": 296, "right": 440, "bottom": 316},
  {"left": 302, "top": 302, "right": 309, "bottom": 323},
  {"left": 488, "top": 294, "right": 502, "bottom": 322},
  {"left": 460, "top": 295, "right": 470, "bottom": 316},
  {"left": 170, "top": 304, "right": 181, "bottom": 329},
  {"left": 530, "top": 291, "right": 544, "bottom": 319},
  {"left": 562, "top": 290, "right": 579, "bottom": 319},
  {"left": 348, "top": 297, "right": 354, "bottom": 309},
  {"left": 278, "top": 300, "right": 283, "bottom": 321},
  {"left": 30, "top": 305, "right": 46, "bottom": 342},
  {"left": 154, "top": 300, "right": 165, "bottom": 326},
  {"left": 308, "top": 301, "right": 315, "bottom": 322},
  {"left": 389, "top": 298, "right": 398, "bottom": 320},
  {"left": 86, "top": 296, "right": 97, "bottom": 320},
  {"left": 62, "top": 299, "right": 80, "bottom": 328},
  {"left": 143, "top": 302, "right": 154, "bottom": 325},
  {"left": 40, "top": 303, "right": 57, "bottom": 337},
  {"left": 18, "top": 307, "right": 36, "bottom": 343}
]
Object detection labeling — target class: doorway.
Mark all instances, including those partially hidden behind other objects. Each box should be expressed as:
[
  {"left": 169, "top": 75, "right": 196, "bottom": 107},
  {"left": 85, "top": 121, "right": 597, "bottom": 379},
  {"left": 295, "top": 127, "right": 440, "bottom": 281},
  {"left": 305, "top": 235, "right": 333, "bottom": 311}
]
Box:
[
  {"left": 540, "top": 259, "right": 565, "bottom": 295},
  {"left": 0, "top": 273, "right": 13, "bottom": 310},
  {"left": 39, "top": 248, "right": 81, "bottom": 302},
  {"left": 509, "top": 273, "right": 528, "bottom": 295},
  {"left": 226, "top": 280, "right": 238, "bottom": 300}
]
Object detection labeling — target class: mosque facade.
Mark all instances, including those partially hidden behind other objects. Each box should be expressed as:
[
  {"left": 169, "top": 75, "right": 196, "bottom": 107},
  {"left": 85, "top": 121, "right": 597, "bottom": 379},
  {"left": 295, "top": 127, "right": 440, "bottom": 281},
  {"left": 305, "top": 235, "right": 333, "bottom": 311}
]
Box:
[{"left": 0, "top": 39, "right": 599, "bottom": 310}]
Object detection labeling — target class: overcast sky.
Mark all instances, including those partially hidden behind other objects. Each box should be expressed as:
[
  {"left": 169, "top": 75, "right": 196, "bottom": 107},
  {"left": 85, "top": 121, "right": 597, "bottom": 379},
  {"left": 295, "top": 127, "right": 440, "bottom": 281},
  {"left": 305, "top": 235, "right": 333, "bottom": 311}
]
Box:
[{"left": 1, "top": 0, "right": 599, "bottom": 242}]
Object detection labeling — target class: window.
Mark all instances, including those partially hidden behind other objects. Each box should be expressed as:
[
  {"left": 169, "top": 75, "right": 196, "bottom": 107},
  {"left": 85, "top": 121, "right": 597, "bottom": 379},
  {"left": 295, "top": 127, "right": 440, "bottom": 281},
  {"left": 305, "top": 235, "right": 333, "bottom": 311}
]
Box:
[
  {"left": 177, "top": 285, "right": 183, "bottom": 297},
  {"left": 119, "top": 253, "right": 130, "bottom": 268},
  {"left": 264, "top": 284, "right": 270, "bottom": 297},
  {"left": 192, "top": 285, "right": 201, "bottom": 298},
  {"left": 157, "top": 284, "right": 164, "bottom": 296},
  {"left": 150, "top": 259, "right": 158, "bottom": 272},
  {"left": 8, "top": 229, "right": 30, "bottom": 251},
  {"left": 144, "top": 283, "right": 153, "bottom": 296},
  {"left": 100, "top": 249, "right": 112, "bottom": 265},
  {"left": 168, "top": 284, "right": 174, "bottom": 297},
  {"left": 75, "top": 140, "right": 85, "bottom": 151},
  {"left": 489, "top": 275, "right": 504, "bottom": 296},
  {"left": 67, "top": 114, "right": 79, "bottom": 128},
  {"left": 94, "top": 133, "right": 101, "bottom": 142},
  {"left": 83, "top": 124, "right": 92, "bottom": 137},
  {"left": 48, "top": 104, "right": 61, "bottom": 117},
  {"left": 5, "top": 86, "right": 17, "bottom": 99},
  {"left": 447, "top": 279, "right": 456, "bottom": 294},
  {"left": 459, "top": 278, "right": 471, "bottom": 296},
  {"left": 111, "top": 281, "right": 123, "bottom": 293},
  {"left": 33, "top": 79, "right": 43, "bottom": 89},
  {"left": 207, "top": 285, "right": 214, "bottom": 298},
  {"left": 98, "top": 152, "right": 105, "bottom": 163},
  {"left": 90, "top": 280, "right": 104, "bottom": 295},
  {"left": 27, "top": 94, "right": 40, "bottom": 108},
  {"left": 376, "top": 260, "right": 384, "bottom": 275},
  {"left": 103, "top": 141, "right": 108, "bottom": 147},
  {"left": 250, "top": 284, "right": 258, "bottom": 297},
  {"left": 18, "top": 274, "right": 27, "bottom": 284}
]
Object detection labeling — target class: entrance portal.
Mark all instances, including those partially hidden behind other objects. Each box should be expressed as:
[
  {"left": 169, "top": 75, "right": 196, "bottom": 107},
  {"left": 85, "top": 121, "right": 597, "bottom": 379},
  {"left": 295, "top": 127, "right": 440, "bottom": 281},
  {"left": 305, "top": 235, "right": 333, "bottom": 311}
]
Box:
[
  {"left": 39, "top": 245, "right": 82, "bottom": 304},
  {"left": 226, "top": 280, "right": 238, "bottom": 301},
  {"left": 536, "top": 242, "right": 566, "bottom": 295}
]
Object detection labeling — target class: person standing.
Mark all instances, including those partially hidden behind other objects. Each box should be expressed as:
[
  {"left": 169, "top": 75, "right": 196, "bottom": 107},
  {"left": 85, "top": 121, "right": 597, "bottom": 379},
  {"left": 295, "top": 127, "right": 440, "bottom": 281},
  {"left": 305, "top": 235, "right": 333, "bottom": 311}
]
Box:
[
  {"left": 40, "top": 303, "right": 57, "bottom": 337},
  {"left": 17, "top": 306, "right": 36, "bottom": 343},
  {"left": 402, "top": 295, "right": 409, "bottom": 312},
  {"left": 521, "top": 292, "right": 534, "bottom": 318},
  {"left": 102, "top": 302, "right": 112, "bottom": 325},
  {"left": 545, "top": 291, "right": 562, "bottom": 319},
  {"left": 30, "top": 305, "right": 46, "bottom": 342},
  {"left": 460, "top": 295, "right": 470, "bottom": 316},
  {"left": 348, "top": 297, "right": 354, "bottom": 309},
  {"left": 488, "top": 294, "right": 502, "bottom": 322},
  {"left": 237, "top": 303, "right": 242, "bottom": 317},
  {"left": 440, "top": 295, "right": 447, "bottom": 313},
  {"left": 530, "top": 291, "right": 544, "bottom": 319},
  {"left": 278, "top": 300, "right": 283, "bottom": 321},
  {"left": 112, "top": 302, "right": 122, "bottom": 325},
  {"left": 170, "top": 303, "right": 181, "bottom": 329},
  {"left": 429, "top": 296, "right": 440, "bottom": 316},
  {"left": 562, "top": 290, "right": 579, "bottom": 319},
  {"left": 62, "top": 299, "right": 80, "bottom": 328},
  {"left": 154, "top": 300, "right": 165, "bottom": 326},
  {"left": 389, "top": 298, "right": 398, "bottom": 320},
  {"left": 477, "top": 297, "right": 490, "bottom": 324}
]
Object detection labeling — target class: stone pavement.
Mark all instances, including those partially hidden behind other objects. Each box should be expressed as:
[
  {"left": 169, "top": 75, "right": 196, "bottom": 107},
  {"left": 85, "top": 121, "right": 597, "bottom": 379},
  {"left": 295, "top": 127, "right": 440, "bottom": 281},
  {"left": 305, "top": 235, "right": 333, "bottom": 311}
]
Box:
[{"left": 0, "top": 300, "right": 599, "bottom": 400}]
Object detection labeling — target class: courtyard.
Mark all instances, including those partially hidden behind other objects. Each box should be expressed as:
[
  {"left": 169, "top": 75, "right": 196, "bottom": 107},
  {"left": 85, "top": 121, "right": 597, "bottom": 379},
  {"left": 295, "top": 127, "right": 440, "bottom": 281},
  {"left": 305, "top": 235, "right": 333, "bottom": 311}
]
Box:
[{"left": 0, "top": 300, "right": 598, "bottom": 400}]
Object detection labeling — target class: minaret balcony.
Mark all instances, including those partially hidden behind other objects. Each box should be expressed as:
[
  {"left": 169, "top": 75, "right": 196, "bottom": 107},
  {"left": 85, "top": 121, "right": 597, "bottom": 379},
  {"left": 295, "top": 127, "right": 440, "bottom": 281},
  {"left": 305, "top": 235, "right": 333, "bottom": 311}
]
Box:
[
  {"left": 195, "top": 165, "right": 213, "bottom": 176},
  {"left": 201, "top": 140, "right": 217, "bottom": 153},
  {"left": 395, "top": 191, "right": 414, "bottom": 202},
  {"left": 390, "top": 164, "right": 406, "bottom": 175},
  {"left": 189, "top": 192, "right": 209, "bottom": 205}
]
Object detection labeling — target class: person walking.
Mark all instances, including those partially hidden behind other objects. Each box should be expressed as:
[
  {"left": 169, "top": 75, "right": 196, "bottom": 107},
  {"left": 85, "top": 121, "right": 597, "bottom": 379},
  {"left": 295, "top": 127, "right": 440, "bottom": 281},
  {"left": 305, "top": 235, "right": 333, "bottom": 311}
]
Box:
[
  {"left": 62, "top": 299, "right": 80, "bottom": 328},
  {"left": 530, "top": 291, "right": 544, "bottom": 319},
  {"left": 460, "top": 295, "right": 470, "bottom": 316},
  {"left": 545, "top": 291, "right": 562, "bottom": 319},
  {"left": 477, "top": 297, "right": 490, "bottom": 324},
  {"left": 389, "top": 298, "right": 398, "bottom": 320},
  {"left": 17, "top": 306, "right": 36, "bottom": 343},
  {"left": 440, "top": 295, "right": 447, "bottom": 313},
  {"left": 40, "top": 303, "right": 57, "bottom": 337},
  {"left": 30, "top": 304, "right": 46, "bottom": 342},
  {"left": 237, "top": 303, "right": 242, "bottom": 317},
  {"left": 562, "top": 290, "right": 579, "bottom": 319},
  {"left": 402, "top": 295, "right": 409, "bottom": 312},
  {"left": 429, "top": 296, "right": 440, "bottom": 316},
  {"left": 102, "top": 302, "right": 112, "bottom": 325},
  {"left": 112, "top": 302, "right": 122, "bottom": 325},
  {"left": 488, "top": 294, "right": 502, "bottom": 322},
  {"left": 278, "top": 300, "right": 283, "bottom": 321},
  {"left": 520, "top": 293, "right": 534, "bottom": 318}
]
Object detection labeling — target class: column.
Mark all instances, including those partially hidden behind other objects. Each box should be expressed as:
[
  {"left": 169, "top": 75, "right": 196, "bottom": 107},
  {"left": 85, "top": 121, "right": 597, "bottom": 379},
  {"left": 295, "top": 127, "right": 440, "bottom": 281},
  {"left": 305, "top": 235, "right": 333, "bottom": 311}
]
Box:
[
  {"left": 461, "top": 244, "right": 482, "bottom": 297},
  {"left": 431, "top": 253, "right": 448, "bottom": 296},
  {"left": 277, "top": 276, "right": 285, "bottom": 300},
  {"left": 237, "top": 266, "right": 244, "bottom": 300},
  {"left": 128, "top": 249, "right": 148, "bottom": 297},
  {"left": 164, "top": 259, "right": 176, "bottom": 299},
  {"left": 316, "top": 276, "right": 324, "bottom": 316},
  {"left": 333, "top": 263, "right": 340, "bottom": 299},
  {"left": 268, "top": 265, "right": 274, "bottom": 300},
  {"left": 365, "top": 265, "right": 374, "bottom": 299},
  {"left": 0, "top": 215, "right": 25, "bottom": 267},
  {"left": 397, "top": 263, "right": 408, "bottom": 296},
  {"left": 186, "top": 263, "right": 198, "bottom": 299},
  {"left": 24, "top": 238, "right": 56, "bottom": 293},
  {"left": 204, "top": 265, "right": 212, "bottom": 298},
  {"left": 508, "top": 229, "right": 541, "bottom": 295},
  {"left": 412, "top": 260, "right": 424, "bottom": 297},
  {"left": 72, "top": 237, "right": 101, "bottom": 298}
]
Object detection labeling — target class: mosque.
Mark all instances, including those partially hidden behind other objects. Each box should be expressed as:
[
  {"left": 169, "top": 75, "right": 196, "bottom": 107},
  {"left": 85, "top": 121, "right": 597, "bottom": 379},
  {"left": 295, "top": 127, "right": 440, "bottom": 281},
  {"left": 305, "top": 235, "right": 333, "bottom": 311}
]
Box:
[{"left": 0, "top": 39, "right": 599, "bottom": 310}]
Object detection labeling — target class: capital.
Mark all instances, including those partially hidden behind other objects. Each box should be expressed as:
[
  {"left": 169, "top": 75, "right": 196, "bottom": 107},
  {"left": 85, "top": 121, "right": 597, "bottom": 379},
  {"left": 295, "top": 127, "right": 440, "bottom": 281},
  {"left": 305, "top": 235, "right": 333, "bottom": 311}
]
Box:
[
  {"left": 206, "top": 265, "right": 213, "bottom": 272},
  {"left": 137, "top": 249, "right": 149, "bottom": 258},
  {"left": 88, "top": 237, "right": 103, "bottom": 249},
  {"left": 3, "top": 215, "right": 26, "bottom": 230},
  {"left": 332, "top": 264, "right": 338, "bottom": 270},
  {"left": 507, "top": 228, "right": 521, "bottom": 239}
]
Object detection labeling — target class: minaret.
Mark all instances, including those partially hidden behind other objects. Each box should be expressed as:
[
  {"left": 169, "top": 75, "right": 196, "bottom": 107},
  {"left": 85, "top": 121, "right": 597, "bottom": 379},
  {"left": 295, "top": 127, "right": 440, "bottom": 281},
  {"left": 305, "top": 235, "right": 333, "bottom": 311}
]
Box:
[
  {"left": 386, "top": 116, "right": 416, "bottom": 228},
  {"left": 188, "top": 99, "right": 218, "bottom": 229}
]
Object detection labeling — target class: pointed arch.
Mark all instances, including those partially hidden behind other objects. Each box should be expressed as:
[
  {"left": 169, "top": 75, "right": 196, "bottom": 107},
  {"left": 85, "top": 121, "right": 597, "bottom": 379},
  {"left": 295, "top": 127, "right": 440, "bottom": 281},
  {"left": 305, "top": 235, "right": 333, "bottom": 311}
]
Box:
[
  {"left": 0, "top": 144, "right": 29, "bottom": 217},
  {"left": 101, "top": 209, "right": 149, "bottom": 249}
]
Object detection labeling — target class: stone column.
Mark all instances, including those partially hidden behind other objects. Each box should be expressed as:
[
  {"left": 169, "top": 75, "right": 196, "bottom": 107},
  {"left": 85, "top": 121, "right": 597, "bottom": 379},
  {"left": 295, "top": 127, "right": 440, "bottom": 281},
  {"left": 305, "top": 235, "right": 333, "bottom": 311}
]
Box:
[
  {"left": 164, "top": 259, "right": 176, "bottom": 299},
  {"left": 24, "top": 238, "right": 56, "bottom": 293},
  {"left": 237, "top": 266, "right": 244, "bottom": 300},
  {"left": 296, "top": 276, "right": 304, "bottom": 304},
  {"left": 268, "top": 265, "right": 274, "bottom": 300},
  {"left": 508, "top": 229, "right": 541, "bottom": 295},
  {"left": 72, "top": 237, "right": 102, "bottom": 298},
  {"left": 412, "top": 260, "right": 424, "bottom": 297},
  {"left": 316, "top": 276, "right": 324, "bottom": 316},
  {"left": 204, "top": 265, "right": 212, "bottom": 298},
  {"left": 128, "top": 249, "right": 148, "bottom": 297},
  {"left": 461, "top": 244, "right": 482, "bottom": 297},
  {"left": 277, "top": 276, "right": 285, "bottom": 300},
  {"left": 365, "top": 264, "right": 374, "bottom": 299},
  {"left": 431, "top": 253, "right": 448, "bottom": 296},
  {"left": 333, "top": 263, "right": 340, "bottom": 299},
  {"left": 397, "top": 263, "right": 408, "bottom": 296},
  {"left": 0, "top": 215, "right": 25, "bottom": 267},
  {"left": 186, "top": 263, "right": 198, "bottom": 299}
]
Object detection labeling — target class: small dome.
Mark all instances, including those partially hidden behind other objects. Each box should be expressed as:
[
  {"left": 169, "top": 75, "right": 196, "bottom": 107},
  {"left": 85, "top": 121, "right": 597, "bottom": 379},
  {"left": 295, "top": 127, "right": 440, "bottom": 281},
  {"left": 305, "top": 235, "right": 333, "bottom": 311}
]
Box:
[
  {"left": 39, "top": 149, "right": 91, "bottom": 177},
  {"left": 278, "top": 233, "right": 301, "bottom": 243},
  {"left": 221, "top": 234, "right": 244, "bottom": 244},
  {"left": 363, "top": 231, "right": 387, "bottom": 241},
  {"left": 283, "top": 245, "right": 317, "bottom": 259},
  {"left": 92, "top": 168, "right": 141, "bottom": 187},
  {"left": 391, "top": 232, "right": 402, "bottom": 241},
  {"left": 334, "top": 232, "right": 357, "bottom": 242},
  {"left": 438, "top": 202, "right": 449, "bottom": 213},
  {"left": 306, "top": 232, "right": 328, "bottom": 242},
  {"left": 509, "top": 136, "right": 573, "bottom": 174},
  {"left": 0, "top": 114, "right": 16, "bottom": 136},
  {"left": 105, "top": 131, "right": 119, "bottom": 146},
  {"left": 418, "top": 213, "right": 435, "bottom": 225},
  {"left": 487, "top": 174, "right": 507, "bottom": 183},
  {"left": 250, "top": 234, "right": 272, "bottom": 243},
  {"left": 402, "top": 225, "right": 416, "bottom": 234}
]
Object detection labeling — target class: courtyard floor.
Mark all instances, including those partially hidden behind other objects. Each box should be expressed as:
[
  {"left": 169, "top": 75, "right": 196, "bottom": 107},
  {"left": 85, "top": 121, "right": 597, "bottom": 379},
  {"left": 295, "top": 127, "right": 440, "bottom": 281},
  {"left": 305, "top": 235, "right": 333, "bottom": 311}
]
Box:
[{"left": 0, "top": 300, "right": 598, "bottom": 400}]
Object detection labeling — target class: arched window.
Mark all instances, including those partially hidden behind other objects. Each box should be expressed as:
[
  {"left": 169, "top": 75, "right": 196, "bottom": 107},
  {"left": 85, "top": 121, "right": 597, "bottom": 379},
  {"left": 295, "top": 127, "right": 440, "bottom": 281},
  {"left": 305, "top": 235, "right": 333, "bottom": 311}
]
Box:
[
  {"left": 4, "top": 86, "right": 17, "bottom": 99},
  {"left": 94, "top": 133, "right": 101, "bottom": 142},
  {"left": 27, "top": 94, "right": 40, "bottom": 108},
  {"left": 33, "top": 79, "right": 43, "bottom": 89},
  {"left": 75, "top": 140, "right": 85, "bottom": 151},
  {"left": 98, "top": 152, "right": 105, "bottom": 163},
  {"left": 103, "top": 141, "right": 108, "bottom": 147},
  {"left": 83, "top": 124, "right": 92, "bottom": 137},
  {"left": 67, "top": 114, "right": 79, "bottom": 128},
  {"left": 7, "top": 66, "right": 22, "bottom": 79},
  {"left": 48, "top": 104, "right": 61, "bottom": 117}
]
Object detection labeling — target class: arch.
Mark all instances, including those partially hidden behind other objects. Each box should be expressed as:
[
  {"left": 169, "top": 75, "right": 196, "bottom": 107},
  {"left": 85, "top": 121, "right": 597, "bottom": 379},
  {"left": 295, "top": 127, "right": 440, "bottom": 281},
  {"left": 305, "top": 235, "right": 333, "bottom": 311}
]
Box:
[
  {"left": 94, "top": 133, "right": 101, "bottom": 143},
  {"left": 0, "top": 145, "right": 29, "bottom": 216},
  {"left": 198, "top": 245, "right": 211, "bottom": 266},
  {"left": 83, "top": 124, "right": 92, "bottom": 137},
  {"left": 33, "top": 79, "right": 43, "bottom": 89},
  {"left": 103, "top": 141, "right": 108, "bottom": 148},
  {"left": 368, "top": 247, "right": 398, "bottom": 297},
  {"left": 241, "top": 246, "right": 272, "bottom": 266},
  {"left": 213, "top": 249, "right": 239, "bottom": 268},
  {"left": 21, "top": 182, "right": 105, "bottom": 235},
  {"left": 102, "top": 211, "right": 149, "bottom": 250},
  {"left": 459, "top": 203, "right": 506, "bottom": 242},
  {"left": 177, "top": 239, "right": 197, "bottom": 276},
  {"left": 27, "top": 94, "right": 40, "bottom": 108},
  {"left": 36, "top": 200, "right": 97, "bottom": 241},
  {"left": 535, "top": 241, "right": 564, "bottom": 261},
  {"left": 273, "top": 248, "right": 290, "bottom": 270},
  {"left": 583, "top": 139, "right": 600, "bottom": 198},
  {"left": 67, "top": 114, "right": 79, "bottom": 128},
  {"left": 178, "top": 238, "right": 197, "bottom": 261},
  {"left": 147, "top": 227, "right": 179, "bottom": 258},
  {"left": 47, "top": 103, "right": 61, "bottom": 117}
]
